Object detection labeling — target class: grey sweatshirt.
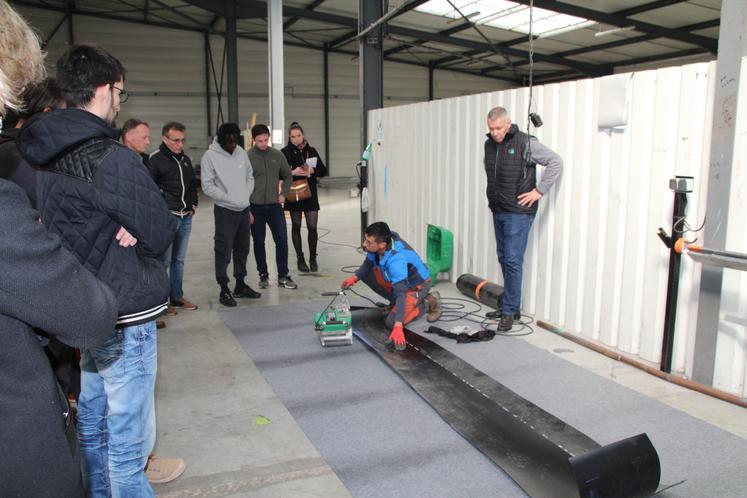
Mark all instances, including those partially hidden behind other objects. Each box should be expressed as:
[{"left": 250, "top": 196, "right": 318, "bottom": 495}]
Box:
[
  {"left": 200, "top": 139, "right": 254, "bottom": 212},
  {"left": 527, "top": 136, "right": 563, "bottom": 194},
  {"left": 247, "top": 145, "right": 292, "bottom": 205}
]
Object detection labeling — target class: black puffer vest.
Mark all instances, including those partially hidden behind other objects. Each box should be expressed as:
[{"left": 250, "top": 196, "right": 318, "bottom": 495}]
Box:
[{"left": 484, "top": 124, "right": 537, "bottom": 214}]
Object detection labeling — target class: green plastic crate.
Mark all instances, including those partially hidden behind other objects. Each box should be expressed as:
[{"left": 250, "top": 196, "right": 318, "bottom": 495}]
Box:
[{"left": 426, "top": 224, "right": 453, "bottom": 285}]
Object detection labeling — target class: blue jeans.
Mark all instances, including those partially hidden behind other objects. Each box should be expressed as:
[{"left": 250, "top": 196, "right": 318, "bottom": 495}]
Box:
[
  {"left": 250, "top": 203, "right": 289, "bottom": 278},
  {"left": 78, "top": 322, "right": 157, "bottom": 498},
  {"left": 162, "top": 213, "right": 192, "bottom": 302},
  {"left": 492, "top": 212, "right": 535, "bottom": 315}
]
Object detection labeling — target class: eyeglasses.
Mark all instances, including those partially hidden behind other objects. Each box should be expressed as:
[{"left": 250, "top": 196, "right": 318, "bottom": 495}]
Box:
[
  {"left": 111, "top": 84, "right": 128, "bottom": 103},
  {"left": 166, "top": 137, "right": 186, "bottom": 144}
]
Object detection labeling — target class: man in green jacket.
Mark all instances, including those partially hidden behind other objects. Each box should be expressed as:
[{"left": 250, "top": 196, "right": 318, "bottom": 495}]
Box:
[{"left": 247, "top": 124, "right": 297, "bottom": 289}]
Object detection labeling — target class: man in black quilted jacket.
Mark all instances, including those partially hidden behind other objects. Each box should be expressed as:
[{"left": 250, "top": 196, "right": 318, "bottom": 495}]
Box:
[{"left": 17, "top": 44, "right": 175, "bottom": 498}]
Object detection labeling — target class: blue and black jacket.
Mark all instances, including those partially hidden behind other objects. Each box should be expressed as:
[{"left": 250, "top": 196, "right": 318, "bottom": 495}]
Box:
[{"left": 355, "top": 232, "right": 430, "bottom": 323}]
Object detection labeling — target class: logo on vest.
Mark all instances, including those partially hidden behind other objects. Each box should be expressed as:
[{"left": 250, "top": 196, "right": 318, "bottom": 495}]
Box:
[{"left": 508, "top": 148, "right": 516, "bottom": 155}]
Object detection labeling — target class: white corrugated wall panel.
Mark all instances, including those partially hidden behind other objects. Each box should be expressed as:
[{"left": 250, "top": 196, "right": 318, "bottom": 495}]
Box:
[
  {"left": 368, "top": 61, "right": 747, "bottom": 397},
  {"left": 713, "top": 56, "right": 747, "bottom": 395}
]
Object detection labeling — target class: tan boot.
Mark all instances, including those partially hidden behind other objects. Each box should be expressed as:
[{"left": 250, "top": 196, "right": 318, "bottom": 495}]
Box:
[
  {"left": 425, "top": 291, "right": 442, "bottom": 322},
  {"left": 145, "top": 455, "right": 186, "bottom": 484}
]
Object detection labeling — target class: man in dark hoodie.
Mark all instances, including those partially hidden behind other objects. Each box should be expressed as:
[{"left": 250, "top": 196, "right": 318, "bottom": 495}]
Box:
[
  {"left": 148, "top": 121, "right": 199, "bottom": 312},
  {"left": 484, "top": 106, "right": 562, "bottom": 332},
  {"left": 16, "top": 44, "right": 176, "bottom": 497}
]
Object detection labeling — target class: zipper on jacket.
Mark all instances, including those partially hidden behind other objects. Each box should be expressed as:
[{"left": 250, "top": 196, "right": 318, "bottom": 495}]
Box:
[{"left": 172, "top": 156, "right": 187, "bottom": 211}]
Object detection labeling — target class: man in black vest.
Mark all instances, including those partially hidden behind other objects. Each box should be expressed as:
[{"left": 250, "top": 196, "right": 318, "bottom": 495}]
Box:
[{"left": 484, "top": 106, "right": 563, "bottom": 331}]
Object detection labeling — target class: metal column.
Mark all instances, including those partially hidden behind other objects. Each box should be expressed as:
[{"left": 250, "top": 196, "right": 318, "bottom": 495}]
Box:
[
  {"left": 323, "top": 43, "right": 331, "bottom": 175},
  {"left": 359, "top": 0, "right": 384, "bottom": 235},
  {"left": 268, "top": 0, "right": 285, "bottom": 146},
  {"left": 66, "top": 1, "right": 74, "bottom": 44},
  {"left": 204, "top": 31, "right": 212, "bottom": 137},
  {"left": 428, "top": 63, "right": 435, "bottom": 101},
  {"left": 660, "top": 190, "right": 688, "bottom": 373},
  {"left": 692, "top": 0, "right": 747, "bottom": 384},
  {"left": 225, "top": 0, "right": 239, "bottom": 124}
]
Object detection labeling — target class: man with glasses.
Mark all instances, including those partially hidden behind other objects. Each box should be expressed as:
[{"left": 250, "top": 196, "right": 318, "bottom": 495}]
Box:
[
  {"left": 341, "top": 222, "right": 441, "bottom": 351},
  {"left": 17, "top": 43, "right": 175, "bottom": 497},
  {"left": 148, "top": 121, "right": 199, "bottom": 313}
]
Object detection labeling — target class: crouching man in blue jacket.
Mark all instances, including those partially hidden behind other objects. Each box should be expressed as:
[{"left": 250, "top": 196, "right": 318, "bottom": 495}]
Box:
[{"left": 342, "top": 222, "right": 441, "bottom": 350}]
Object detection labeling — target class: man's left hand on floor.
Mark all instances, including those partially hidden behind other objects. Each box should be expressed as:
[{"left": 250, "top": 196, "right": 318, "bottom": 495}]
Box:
[{"left": 387, "top": 322, "right": 406, "bottom": 351}]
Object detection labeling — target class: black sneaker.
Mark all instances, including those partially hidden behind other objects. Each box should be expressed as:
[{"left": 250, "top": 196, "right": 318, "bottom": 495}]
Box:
[
  {"left": 498, "top": 314, "right": 514, "bottom": 332},
  {"left": 278, "top": 275, "right": 298, "bottom": 289},
  {"left": 258, "top": 275, "right": 269, "bottom": 289},
  {"left": 309, "top": 257, "right": 318, "bottom": 272},
  {"left": 486, "top": 310, "right": 522, "bottom": 321},
  {"left": 219, "top": 290, "right": 237, "bottom": 307},
  {"left": 234, "top": 284, "right": 261, "bottom": 299}
]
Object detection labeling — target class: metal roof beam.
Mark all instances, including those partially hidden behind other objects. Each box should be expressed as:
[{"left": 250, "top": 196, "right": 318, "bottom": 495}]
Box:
[
  {"left": 430, "top": 0, "right": 695, "bottom": 68},
  {"left": 329, "top": 29, "right": 357, "bottom": 48},
  {"left": 149, "top": 0, "right": 205, "bottom": 29},
  {"left": 478, "top": 16, "right": 717, "bottom": 76},
  {"left": 284, "top": 0, "right": 326, "bottom": 31},
  {"left": 386, "top": 24, "right": 607, "bottom": 75},
  {"left": 549, "top": 18, "right": 719, "bottom": 60},
  {"left": 613, "top": 0, "right": 687, "bottom": 17},
  {"left": 384, "top": 21, "right": 472, "bottom": 57},
  {"left": 13, "top": 0, "right": 513, "bottom": 86},
  {"left": 511, "top": 0, "right": 717, "bottom": 52},
  {"left": 534, "top": 46, "right": 711, "bottom": 84},
  {"left": 613, "top": 47, "right": 707, "bottom": 68}
]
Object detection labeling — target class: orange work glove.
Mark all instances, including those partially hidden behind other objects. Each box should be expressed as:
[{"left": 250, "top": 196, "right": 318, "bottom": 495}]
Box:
[
  {"left": 341, "top": 275, "right": 358, "bottom": 289},
  {"left": 388, "top": 322, "right": 406, "bottom": 351}
]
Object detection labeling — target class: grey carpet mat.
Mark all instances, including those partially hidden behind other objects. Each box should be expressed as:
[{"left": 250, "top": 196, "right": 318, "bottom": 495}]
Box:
[{"left": 222, "top": 301, "right": 747, "bottom": 498}]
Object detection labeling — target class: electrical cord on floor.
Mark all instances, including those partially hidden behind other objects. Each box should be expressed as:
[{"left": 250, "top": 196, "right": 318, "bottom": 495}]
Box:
[
  {"left": 438, "top": 296, "right": 534, "bottom": 337},
  {"left": 345, "top": 286, "right": 383, "bottom": 308},
  {"left": 317, "top": 227, "right": 364, "bottom": 251}
]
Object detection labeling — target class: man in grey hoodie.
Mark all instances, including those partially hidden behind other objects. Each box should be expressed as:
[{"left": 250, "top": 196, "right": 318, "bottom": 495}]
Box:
[{"left": 201, "top": 122, "right": 261, "bottom": 307}]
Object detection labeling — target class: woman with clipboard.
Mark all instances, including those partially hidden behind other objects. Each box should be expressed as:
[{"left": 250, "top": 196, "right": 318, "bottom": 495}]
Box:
[{"left": 281, "top": 121, "right": 328, "bottom": 273}]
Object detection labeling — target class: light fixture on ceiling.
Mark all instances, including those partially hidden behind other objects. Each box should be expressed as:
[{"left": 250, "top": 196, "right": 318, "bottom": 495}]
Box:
[{"left": 594, "top": 25, "right": 635, "bottom": 37}]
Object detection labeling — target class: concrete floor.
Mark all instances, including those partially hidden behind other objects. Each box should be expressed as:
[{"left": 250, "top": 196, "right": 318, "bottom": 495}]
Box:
[{"left": 151, "top": 187, "right": 747, "bottom": 497}]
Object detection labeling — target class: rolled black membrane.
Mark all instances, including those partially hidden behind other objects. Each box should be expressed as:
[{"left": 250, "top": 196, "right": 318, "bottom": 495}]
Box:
[{"left": 351, "top": 308, "right": 661, "bottom": 498}]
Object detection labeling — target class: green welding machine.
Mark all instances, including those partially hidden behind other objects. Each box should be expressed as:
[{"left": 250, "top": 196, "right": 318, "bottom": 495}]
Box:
[{"left": 314, "top": 291, "right": 353, "bottom": 347}]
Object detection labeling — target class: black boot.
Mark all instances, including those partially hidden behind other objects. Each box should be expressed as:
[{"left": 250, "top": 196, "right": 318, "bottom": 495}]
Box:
[
  {"left": 309, "top": 254, "right": 318, "bottom": 272},
  {"left": 219, "top": 288, "right": 237, "bottom": 307},
  {"left": 297, "top": 253, "right": 310, "bottom": 272}
]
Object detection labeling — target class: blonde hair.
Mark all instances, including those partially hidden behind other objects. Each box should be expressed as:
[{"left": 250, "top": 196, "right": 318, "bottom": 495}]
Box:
[{"left": 0, "top": 1, "right": 45, "bottom": 114}]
